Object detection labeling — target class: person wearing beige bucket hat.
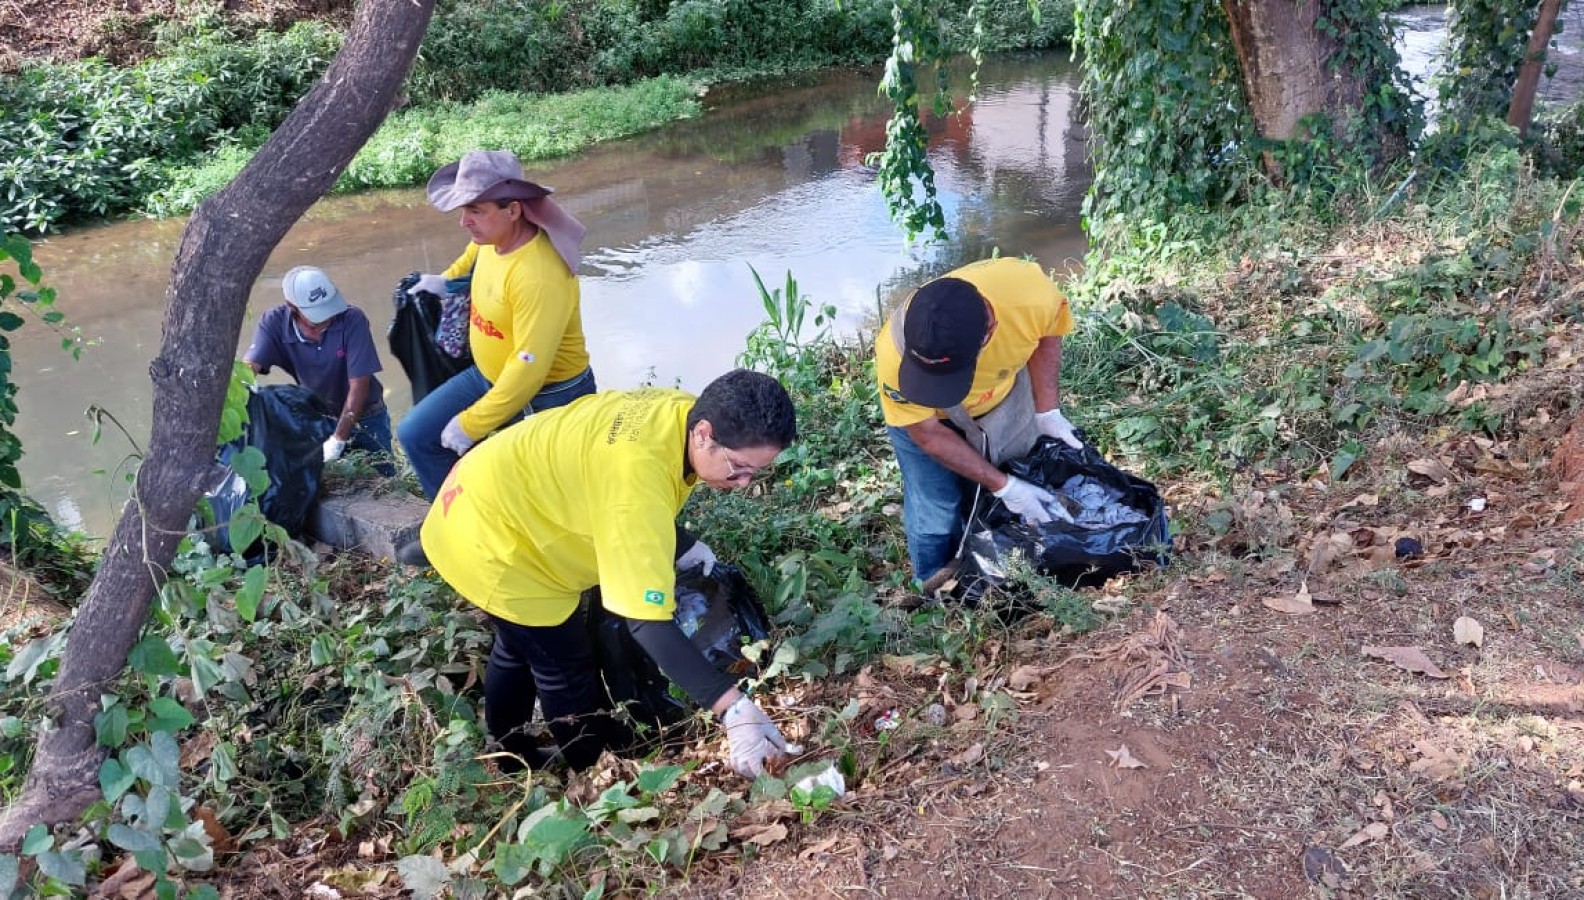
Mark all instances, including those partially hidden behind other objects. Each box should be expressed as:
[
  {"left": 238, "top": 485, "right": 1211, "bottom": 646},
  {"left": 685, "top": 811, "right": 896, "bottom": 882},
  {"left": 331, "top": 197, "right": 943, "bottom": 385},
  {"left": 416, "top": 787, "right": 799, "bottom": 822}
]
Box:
[{"left": 396, "top": 149, "right": 598, "bottom": 500}]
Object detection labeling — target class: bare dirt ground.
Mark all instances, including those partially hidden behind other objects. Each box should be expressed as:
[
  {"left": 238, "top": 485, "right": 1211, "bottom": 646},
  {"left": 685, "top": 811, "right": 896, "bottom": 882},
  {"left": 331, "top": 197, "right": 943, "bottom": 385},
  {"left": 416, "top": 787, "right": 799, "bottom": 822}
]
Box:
[
  {"left": 0, "top": 0, "right": 351, "bottom": 71},
  {"left": 675, "top": 478, "right": 1584, "bottom": 898}
]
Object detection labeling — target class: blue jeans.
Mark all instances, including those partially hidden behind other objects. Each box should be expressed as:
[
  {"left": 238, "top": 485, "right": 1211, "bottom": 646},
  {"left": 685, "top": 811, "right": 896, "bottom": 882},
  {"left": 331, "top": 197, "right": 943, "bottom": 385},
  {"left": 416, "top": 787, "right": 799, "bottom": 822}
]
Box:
[
  {"left": 484, "top": 607, "right": 630, "bottom": 772},
  {"left": 397, "top": 365, "right": 597, "bottom": 499},
  {"left": 889, "top": 425, "right": 974, "bottom": 582},
  {"left": 347, "top": 407, "right": 396, "bottom": 477}
]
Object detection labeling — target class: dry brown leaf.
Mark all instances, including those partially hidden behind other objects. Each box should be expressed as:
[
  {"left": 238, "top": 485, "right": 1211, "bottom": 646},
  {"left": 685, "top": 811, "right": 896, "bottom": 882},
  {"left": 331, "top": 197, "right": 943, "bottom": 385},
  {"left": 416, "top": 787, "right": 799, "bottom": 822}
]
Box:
[
  {"left": 1105, "top": 745, "right": 1146, "bottom": 769},
  {"left": 115, "top": 871, "right": 157, "bottom": 900},
  {"left": 1372, "top": 790, "right": 1394, "bottom": 821},
  {"left": 1428, "top": 810, "right": 1449, "bottom": 831},
  {"left": 1453, "top": 616, "right": 1484, "bottom": 648},
  {"left": 1407, "top": 742, "right": 1465, "bottom": 781},
  {"left": 1007, "top": 665, "right": 1054, "bottom": 691},
  {"left": 799, "top": 836, "right": 843, "bottom": 860},
  {"left": 1362, "top": 645, "right": 1449, "bottom": 679},
  {"left": 730, "top": 822, "right": 789, "bottom": 847},
  {"left": 1307, "top": 532, "right": 1355, "bottom": 575},
  {"left": 1407, "top": 458, "right": 1458, "bottom": 484},
  {"left": 951, "top": 742, "right": 985, "bottom": 767},
  {"left": 1339, "top": 821, "right": 1390, "bottom": 849},
  {"left": 1263, "top": 583, "right": 1317, "bottom": 615}
]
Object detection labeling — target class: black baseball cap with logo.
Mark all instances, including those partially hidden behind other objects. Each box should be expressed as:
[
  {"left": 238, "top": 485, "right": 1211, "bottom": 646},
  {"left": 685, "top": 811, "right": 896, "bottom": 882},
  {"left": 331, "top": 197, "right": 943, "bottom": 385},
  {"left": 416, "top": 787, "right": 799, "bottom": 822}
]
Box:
[{"left": 896, "top": 277, "right": 991, "bottom": 409}]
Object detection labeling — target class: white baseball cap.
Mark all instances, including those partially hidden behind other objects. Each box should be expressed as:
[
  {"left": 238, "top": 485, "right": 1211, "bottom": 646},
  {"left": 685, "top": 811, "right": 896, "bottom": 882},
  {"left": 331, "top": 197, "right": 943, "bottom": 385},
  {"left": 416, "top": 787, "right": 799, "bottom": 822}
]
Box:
[{"left": 282, "top": 266, "right": 348, "bottom": 324}]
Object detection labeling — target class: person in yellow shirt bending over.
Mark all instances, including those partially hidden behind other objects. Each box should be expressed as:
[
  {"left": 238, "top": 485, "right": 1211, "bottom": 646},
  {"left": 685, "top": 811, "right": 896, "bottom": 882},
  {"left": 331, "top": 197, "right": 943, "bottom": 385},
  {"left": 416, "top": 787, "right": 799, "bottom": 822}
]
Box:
[
  {"left": 418, "top": 369, "right": 798, "bottom": 778},
  {"left": 875, "top": 257, "right": 1085, "bottom": 589}
]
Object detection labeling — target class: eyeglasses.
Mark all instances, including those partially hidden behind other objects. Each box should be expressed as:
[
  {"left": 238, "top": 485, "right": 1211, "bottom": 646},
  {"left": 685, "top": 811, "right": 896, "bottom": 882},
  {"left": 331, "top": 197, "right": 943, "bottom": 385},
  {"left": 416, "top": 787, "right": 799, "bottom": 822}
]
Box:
[{"left": 715, "top": 442, "right": 768, "bottom": 483}]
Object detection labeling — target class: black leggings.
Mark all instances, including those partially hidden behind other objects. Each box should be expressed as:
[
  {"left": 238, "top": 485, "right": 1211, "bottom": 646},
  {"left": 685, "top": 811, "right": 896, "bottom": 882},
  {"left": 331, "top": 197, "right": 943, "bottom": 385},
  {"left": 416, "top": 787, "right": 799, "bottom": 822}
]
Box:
[{"left": 483, "top": 605, "right": 631, "bottom": 771}]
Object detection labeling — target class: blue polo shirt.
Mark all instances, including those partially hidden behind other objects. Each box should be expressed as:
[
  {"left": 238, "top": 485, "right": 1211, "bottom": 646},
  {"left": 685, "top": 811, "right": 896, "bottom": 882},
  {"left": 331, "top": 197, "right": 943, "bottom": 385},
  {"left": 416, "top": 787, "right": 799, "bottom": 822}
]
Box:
[{"left": 243, "top": 305, "right": 386, "bottom": 418}]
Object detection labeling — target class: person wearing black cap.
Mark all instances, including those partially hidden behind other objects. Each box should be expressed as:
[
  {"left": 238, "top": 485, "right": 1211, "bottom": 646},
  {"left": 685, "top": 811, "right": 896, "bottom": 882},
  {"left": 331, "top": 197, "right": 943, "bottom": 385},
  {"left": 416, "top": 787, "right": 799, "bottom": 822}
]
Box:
[
  {"left": 875, "top": 257, "right": 1084, "bottom": 586},
  {"left": 244, "top": 265, "right": 394, "bottom": 473},
  {"left": 396, "top": 149, "right": 597, "bottom": 500}
]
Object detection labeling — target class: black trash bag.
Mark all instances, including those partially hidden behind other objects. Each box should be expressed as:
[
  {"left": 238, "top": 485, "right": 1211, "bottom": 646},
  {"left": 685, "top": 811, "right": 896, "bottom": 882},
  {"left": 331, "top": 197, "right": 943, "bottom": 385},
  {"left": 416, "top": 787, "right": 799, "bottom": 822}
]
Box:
[
  {"left": 198, "top": 385, "right": 335, "bottom": 556},
  {"left": 956, "top": 436, "right": 1170, "bottom": 601},
  {"left": 591, "top": 562, "right": 770, "bottom": 748},
  {"left": 389, "top": 272, "right": 472, "bottom": 404}
]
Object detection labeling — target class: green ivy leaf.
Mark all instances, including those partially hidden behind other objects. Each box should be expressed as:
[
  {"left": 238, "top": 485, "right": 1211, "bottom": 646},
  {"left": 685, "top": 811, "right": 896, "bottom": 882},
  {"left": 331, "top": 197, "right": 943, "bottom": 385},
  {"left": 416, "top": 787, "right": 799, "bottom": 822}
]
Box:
[
  {"left": 145, "top": 697, "right": 195, "bottom": 734},
  {"left": 190, "top": 654, "right": 226, "bottom": 696},
  {"left": 20, "top": 823, "right": 51, "bottom": 856},
  {"left": 235, "top": 564, "right": 267, "bottom": 622},
  {"left": 95, "top": 701, "right": 130, "bottom": 747},
  {"left": 635, "top": 764, "right": 684, "bottom": 797},
  {"left": 210, "top": 741, "right": 238, "bottom": 783},
  {"left": 226, "top": 505, "right": 265, "bottom": 557},
  {"left": 523, "top": 814, "right": 591, "bottom": 866},
  {"left": 99, "top": 757, "right": 137, "bottom": 802},
  {"left": 107, "top": 823, "right": 161, "bottom": 853},
  {"left": 492, "top": 841, "right": 532, "bottom": 886},
  {"left": 231, "top": 447, "right": 269, "bottom": 496},
  {"left": 34, "top": 850, "right": 86, "bottom": 886},
  {"left": 128, "top": 635, "right": 181, "bottom": 677}
]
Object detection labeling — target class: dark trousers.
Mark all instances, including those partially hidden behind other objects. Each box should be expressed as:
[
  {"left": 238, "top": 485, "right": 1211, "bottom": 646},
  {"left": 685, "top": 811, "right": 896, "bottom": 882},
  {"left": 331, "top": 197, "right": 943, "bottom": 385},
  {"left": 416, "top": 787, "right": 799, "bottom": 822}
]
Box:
[{"left": 484, "top": 605, "right": 631, "bottom": 771}]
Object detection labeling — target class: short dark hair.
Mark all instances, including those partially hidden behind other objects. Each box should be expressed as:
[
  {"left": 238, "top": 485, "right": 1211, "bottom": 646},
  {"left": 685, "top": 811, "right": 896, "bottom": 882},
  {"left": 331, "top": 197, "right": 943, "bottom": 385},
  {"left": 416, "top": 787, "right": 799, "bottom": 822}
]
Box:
[{"left": 687, "top": 369, "right": 797, "bottom": 450}]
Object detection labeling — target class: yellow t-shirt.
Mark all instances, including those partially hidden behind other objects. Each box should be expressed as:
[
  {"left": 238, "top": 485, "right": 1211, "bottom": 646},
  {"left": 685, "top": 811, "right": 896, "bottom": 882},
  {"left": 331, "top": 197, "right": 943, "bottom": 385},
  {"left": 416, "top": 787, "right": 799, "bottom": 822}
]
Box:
[
  {"left": 421, "top": 388, "right": 698, "bottom": 627},
  {"left": 443, "top": 235, "right": 590, "bottom": 438},
  {"left": 875, "top": 258, "right": 1074, "bottom": 427}
]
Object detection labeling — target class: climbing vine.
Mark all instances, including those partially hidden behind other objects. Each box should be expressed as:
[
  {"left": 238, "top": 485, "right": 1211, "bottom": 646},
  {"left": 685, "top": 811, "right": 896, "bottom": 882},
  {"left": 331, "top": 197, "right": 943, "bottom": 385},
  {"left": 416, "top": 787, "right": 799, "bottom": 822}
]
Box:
[
  {"left": 871, "top": 1, "right": 954, "bottom": 240},
  {"left": 1072, "top": 0, "right": 1256, "bottom": 251},
  {"left": 1440, "top": 0, "right": 1548, "bottom": 128},
  {"left": 0, "top": 234, "right": 82, "bottom": 566}
]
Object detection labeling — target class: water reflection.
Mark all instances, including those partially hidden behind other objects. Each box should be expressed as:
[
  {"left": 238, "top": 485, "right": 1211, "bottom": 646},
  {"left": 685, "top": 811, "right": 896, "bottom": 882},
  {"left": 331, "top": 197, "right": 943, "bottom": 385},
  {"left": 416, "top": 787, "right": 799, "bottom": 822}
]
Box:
[{"left": 14, "top": 52, "right": 1090, "bottom": 539}]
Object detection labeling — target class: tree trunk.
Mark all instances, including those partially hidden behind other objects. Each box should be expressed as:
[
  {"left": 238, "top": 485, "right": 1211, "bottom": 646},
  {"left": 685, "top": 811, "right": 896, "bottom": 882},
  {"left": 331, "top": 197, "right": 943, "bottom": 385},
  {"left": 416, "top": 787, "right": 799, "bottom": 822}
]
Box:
[
  {"left": 0, "top": 0, "right": 435, "bottom": 849},
  {"left": 1221, "top": 0, "right": 1405, "bottom": 179},
  {"left": 1508, "top": 0, "right": 1563, "bottom": 137}
]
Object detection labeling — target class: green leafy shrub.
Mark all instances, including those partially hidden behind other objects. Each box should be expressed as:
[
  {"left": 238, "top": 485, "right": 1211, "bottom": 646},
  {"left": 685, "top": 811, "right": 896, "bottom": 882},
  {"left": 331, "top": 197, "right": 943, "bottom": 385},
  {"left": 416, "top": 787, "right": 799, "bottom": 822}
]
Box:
[
  {"left": 150, "top": 76, "right": 704, "bottom": 217},
  {"left": 0, "top": 21, "right": 340, "bottom": 232}
]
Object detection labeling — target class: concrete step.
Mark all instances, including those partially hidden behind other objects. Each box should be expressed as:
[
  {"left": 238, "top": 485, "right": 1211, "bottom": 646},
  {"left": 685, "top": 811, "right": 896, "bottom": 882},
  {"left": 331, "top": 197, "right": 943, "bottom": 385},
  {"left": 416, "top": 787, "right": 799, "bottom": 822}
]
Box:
[{"left": 307, "top": 485, "right": 430, "bottom": 561}]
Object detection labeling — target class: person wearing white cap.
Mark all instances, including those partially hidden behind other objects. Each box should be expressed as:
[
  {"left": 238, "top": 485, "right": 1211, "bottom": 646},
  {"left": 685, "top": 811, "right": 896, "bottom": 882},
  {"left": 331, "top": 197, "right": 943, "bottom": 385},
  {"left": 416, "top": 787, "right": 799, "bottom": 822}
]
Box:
[
  {"left": 396, "top": 149, "right": 597, "bottom": 500},
  {"left": 244, "top": 266, "right": 394, "bottom": 472}
]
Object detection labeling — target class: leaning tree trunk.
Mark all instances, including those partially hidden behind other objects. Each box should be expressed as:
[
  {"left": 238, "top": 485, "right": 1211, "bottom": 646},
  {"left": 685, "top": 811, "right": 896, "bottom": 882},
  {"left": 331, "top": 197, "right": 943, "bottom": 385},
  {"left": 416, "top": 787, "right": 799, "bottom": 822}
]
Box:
[
  {"left": 1221, "top": 0, "right": 1406, "bottom": 179},
  {"left": 1508, "top": 0, "right": 1564, "bottom": 137},
  {"left": 0, "top": 0, "right": 435, "bottom": 848}
]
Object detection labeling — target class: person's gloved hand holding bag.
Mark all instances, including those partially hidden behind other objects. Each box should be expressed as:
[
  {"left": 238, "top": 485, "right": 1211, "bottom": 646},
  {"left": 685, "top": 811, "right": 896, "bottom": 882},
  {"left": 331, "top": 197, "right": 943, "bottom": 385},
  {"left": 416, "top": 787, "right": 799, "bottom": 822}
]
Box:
[
  {"left": 994, "top": 475, "right": 1061, "bottom": 526},
  {"left": 407, "top": 272, "right": 448, "bottom": 298},
  {"left": 675, "top": 539, "right": 717, "bottom": 576}
]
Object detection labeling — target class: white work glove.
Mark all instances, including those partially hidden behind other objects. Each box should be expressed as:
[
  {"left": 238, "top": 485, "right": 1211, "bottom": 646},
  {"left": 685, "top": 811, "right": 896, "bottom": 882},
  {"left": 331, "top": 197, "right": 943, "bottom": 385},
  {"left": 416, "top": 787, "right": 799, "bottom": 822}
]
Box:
[
  {"left": 322, "top": 435, "right": 348, "bottom": 462},
  {"left": 408, "top": 272, "right": 448, "bottom": 298},
  {"left": 440, "top": 415, "right": 475, "bottom": 455},
  {"left": 676, "top": 539, "right": 717, "bottom": 576},
  {"left": 1035, "top": 408, "right": 1083, "bottom": 449},
  {"left": 993, "top": 475, "right": 1059, "bottom": 526},
  {"left": 722, "top": 696, "right": 790, "bottom": 779}
]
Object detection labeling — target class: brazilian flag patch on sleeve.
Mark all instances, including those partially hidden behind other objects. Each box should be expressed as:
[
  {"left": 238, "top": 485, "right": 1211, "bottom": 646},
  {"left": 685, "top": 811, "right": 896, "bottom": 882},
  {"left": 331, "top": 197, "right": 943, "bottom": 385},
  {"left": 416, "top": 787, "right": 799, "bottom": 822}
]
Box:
[{"left": 643, "top": 589, "right": 666, "bottom": 605}]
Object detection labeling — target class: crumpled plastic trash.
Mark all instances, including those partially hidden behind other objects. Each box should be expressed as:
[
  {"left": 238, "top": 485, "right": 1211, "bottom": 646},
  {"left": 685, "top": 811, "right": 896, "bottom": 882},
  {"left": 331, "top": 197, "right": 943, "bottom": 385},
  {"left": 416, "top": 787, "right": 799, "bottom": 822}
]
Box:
[
  {"left": 1058, "top": 474, "right": 1151, "bottom": 529},
  {"left": 792, "top": 765, "right": 846, "bottom": 798}
]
